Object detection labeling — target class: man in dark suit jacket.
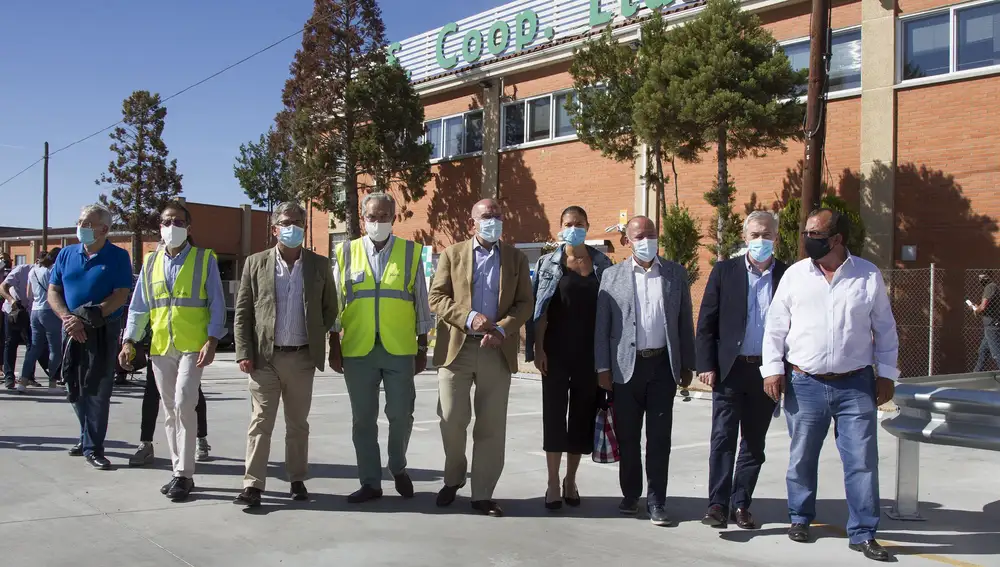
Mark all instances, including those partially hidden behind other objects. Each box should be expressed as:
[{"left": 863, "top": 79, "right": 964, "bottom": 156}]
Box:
[{"left": 696, "top": 210, "right": 787, "bottom": 530}]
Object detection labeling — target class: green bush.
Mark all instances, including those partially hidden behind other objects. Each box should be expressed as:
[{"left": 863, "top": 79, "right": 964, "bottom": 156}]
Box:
[
  {"left": 775, "top": 194, "right": 866, "bottom": 264},
  {"left": 660, "top": 203, "right": 701, "bottom": 284},
  {"left": 703, "top": 177, "right": 744, "bottom": 265}
]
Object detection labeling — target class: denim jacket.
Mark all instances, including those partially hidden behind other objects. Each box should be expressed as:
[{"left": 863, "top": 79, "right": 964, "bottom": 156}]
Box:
[{"left": 525, "top": 244, "right": 613, "bottom": 362}]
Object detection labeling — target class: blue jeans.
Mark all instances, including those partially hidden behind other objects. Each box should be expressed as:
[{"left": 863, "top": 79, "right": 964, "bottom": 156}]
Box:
[
  {"left": 21, "top": 309, "right": 63, "bottom": 381},
  {"left": 784, "top": 366, "right": 880, "bottom": 544},
  {"left": 70, "top": 317, "right": 121, "bottom": 458},
  {"left": 974, "top": 325, "right": 1000, "bottom": 371}
]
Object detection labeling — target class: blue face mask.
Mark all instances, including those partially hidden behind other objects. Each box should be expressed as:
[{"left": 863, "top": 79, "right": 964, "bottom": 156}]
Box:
[
  {"left": 278, "top": 225, "right": 304, "bottom": 248},
  {"left": 747, "top": 238, "right": 774, "bottom": 262},
  {"left": 631, "top": 238, "right": 658, "bottom": 263},
  {"left": 477, "top": 218, "right": 502, "bottom": 243},
  {"left": 559, "top": 227, "right": 587, "bottom": 247},
  {"left": 77, "top": 227, "right": 96, "bottom": 246}
]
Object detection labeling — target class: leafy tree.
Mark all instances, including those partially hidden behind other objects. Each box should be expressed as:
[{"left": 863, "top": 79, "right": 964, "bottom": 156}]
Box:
[
  {"left": 660, "top": 203, "right": 701, "bottom": 283},
  {"left": 233, "top": 128, "right": 295, "bottom": 216},
  {"left": 96, "top": 90, "right": 182, "bottom": 272},
  {"left": 276, "top": 0, "right": 432, "bottom": 238},
  {"left": 656, "top": 0, "right": 805, "bottom": 260},
  {"left": 703, "top": 176, "right": 744, "bottom": 263},
  {"left": 775, "top": 194, "right": 866, "bottom": 264}
]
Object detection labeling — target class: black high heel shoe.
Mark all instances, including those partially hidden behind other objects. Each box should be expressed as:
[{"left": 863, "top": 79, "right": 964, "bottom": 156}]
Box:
[
  {"left": 545, "top": 487, "right": 563, "bottom": 510},
  {"left": 562, "top": 479, "right": 581, "bottom": 507}
]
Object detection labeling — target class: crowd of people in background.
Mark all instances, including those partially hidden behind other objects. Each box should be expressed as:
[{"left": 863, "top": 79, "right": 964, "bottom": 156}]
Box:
[{"left": 0, "top": 195, "right": 903, "bottom": 562}]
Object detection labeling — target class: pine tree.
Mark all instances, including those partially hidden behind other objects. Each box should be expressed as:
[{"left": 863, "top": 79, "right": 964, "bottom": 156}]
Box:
[
  {"left": 703, "top": 177, "right": 744, "bottom": 263},
  {"left": 233, "top": 128, "right": 295, "bottom": 216},
  {"left": 96, "top": 90, "right": 182, "bottom": 272},
  {"left": 657, "top": 0, "right": 806, "bottom": 260},
  {"left": 276, "top": 0, "right": 431, "bottom": 239}
]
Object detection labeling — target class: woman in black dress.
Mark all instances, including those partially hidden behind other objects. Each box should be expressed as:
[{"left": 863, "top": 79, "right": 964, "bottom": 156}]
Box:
[{"left": 525, "top": 206, "right": 612, "bottom": 510}]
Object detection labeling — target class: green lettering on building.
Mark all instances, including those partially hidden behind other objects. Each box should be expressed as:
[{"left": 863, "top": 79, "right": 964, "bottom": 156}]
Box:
[
  {"left": 487, "top": 20, "right": 511, "bottom": 56},
  {"left": 590, "top": 0, "right": 613, "bottom": 27},
  {"left": 387, "top": 42, "right": 402, "bottom": 66},
  {"left": 462, "top": 29, "right": 484, "bottom": 63},
  {"left": 645, "top": 0, "right": 675, "bottom": 9},
  {"left": 514, "top": 9, "right": 539, "bottom": 52},
  {"left": 621, "top": 0, "right": 641, "bottom": 19},
  {"left": 436, "top": 22, "right": 459, "bottom": 69}
]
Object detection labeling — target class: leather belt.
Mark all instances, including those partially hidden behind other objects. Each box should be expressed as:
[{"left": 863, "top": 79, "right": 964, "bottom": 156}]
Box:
[
  {"left": 791, "top": 364, "right": 863, "bottom": 380},
  {"left": 274, "top": 345, "right": 308, "bottom": 353},
  {"left": 466, "top": 334, "right": 485, "bottom": 340},
  {"left": 736, "top": 355, "right": 762, "bottom": 364},
  {"left": 638, "top": 347, "right": 666, "bottom": 358}
]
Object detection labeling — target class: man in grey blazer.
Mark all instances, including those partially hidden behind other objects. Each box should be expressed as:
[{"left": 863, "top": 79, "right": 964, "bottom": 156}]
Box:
[{"left": 595, "top": 215, "right": 696, "bottom": 526}]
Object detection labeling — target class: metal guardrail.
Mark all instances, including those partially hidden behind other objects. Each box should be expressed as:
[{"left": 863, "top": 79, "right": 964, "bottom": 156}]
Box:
[{"left": 880, "top": 371, "right": 1000, "bottom": 521}]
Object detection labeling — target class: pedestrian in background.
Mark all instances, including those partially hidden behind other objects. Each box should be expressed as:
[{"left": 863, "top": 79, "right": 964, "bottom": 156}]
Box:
[
  {"left": 429, "top": 198, "right": 533, "bottom": 517},
  {"left": 696, "top": 211, "right": 787, "bottom": 530},
  {"left": 19, "top": 248, "right": 62, "bottom": 391},
  {"left": 525, "top": 205, "right": 611, "bottom": 510},
  {"left": 593, "top": 215, "right": 696, "bottom": 526},
  {"left": 972, "top": 273, "right": 999, "bottom": 371},
  {"left": 233, "top": 202, "right": 338, "bottom": 508},
  {"left": 761, "top": 208, "right": 898, "bottom": 562},
  {"left": 120, "top": 201, "right": 225, "bottom": 501},
  {"left": 330, "top": 192, "right": 432, "bottom": 504},
  {"left": 48, "top": 204, "right": 133, "bottom": 471},
  {"left": 1, "top": 255, "right": 34, "bottom": 389}
]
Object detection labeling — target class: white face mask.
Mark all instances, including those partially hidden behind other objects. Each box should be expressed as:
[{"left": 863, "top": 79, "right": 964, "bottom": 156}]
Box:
[
  {"left": 365, "top": 221, "right": 393, "bottom": 242},
  {"left": 161, "top": 225, "right": 188, "bottom": 249}
]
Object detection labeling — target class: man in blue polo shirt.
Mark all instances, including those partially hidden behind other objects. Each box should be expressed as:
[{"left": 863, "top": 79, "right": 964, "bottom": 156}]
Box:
[{"left": 48, "top": 204, "right": 133, "bottom": 470}]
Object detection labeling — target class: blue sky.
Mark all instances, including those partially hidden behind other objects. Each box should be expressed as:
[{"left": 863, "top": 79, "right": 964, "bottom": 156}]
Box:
[{"left": 0, "top": 0, "right": 502, "bottom": 228}]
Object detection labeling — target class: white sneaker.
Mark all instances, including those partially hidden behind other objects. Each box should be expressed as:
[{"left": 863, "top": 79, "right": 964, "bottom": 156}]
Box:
[{"left": 15, "top": 380, "right": 26, "bottom": 393}]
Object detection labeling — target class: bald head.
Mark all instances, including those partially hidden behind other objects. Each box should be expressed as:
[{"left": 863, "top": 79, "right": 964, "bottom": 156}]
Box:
[
  {"left": 471, "top": 199, "right": 501, "bottom": 220},
  {"left": 626, "top": 215, "right": 657, "bottom": 242}
]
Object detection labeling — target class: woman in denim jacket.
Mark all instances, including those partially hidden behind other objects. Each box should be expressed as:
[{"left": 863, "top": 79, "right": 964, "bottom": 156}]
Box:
[{"left": 525, "top": 206, "right": 612, "bottom": 510}]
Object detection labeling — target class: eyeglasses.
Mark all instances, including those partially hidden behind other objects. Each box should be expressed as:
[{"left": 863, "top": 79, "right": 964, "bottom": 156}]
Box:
[
  {"left": 275, "top": 219, "right": 304, "bottom": 228},
  {"left": 161, "top": 219, "right": 187, "bottom": 228},
  {"left": 801, "top": 230, "right": 831, "bottom": 239}
]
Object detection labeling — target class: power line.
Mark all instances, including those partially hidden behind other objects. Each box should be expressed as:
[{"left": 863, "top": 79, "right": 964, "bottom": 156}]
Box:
[{"left": 0, "top": 12, "right": 331, "bottom": 189}]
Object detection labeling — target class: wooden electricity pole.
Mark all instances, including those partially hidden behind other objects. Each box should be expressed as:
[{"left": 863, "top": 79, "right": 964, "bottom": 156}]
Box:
[
  {"left": 799, "top": 0, "right": 830, "bottom": 259},
  {"left": 42, "top": 142, "right": 49, "bottom": 250}
]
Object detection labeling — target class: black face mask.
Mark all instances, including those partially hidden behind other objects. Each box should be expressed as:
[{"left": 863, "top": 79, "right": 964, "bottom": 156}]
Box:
[{"left": 804, "top": 237, "right": 832, "bottom": 261}]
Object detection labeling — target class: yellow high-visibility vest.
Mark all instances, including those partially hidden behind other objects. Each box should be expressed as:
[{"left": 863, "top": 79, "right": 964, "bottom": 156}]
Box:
[
  {"left": 143, "top": 246, "right": 213, "bottom": 355},
  {"left": 336, "top": 237, "right": 422, "bottom": 357}
]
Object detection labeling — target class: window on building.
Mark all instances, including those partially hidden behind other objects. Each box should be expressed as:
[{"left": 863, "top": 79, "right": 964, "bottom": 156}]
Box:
[
  {"left": 464, "top": 111, "right": 484, "bottom": 154},
  {"left": 422, "top": 108, "right": 485, "bottom": 161},
  {"left": 554, "top": 92, "right": 577, "bottom": 138},
  {"left": 425, "top": 120, "right": 442, "bottom": 160},
  {"left": 902, "top": 1, "right": 1000, "bottom": 81},
  {"left": 14, "top": 255, "right": 25, "bottom": 265},
  {"left": 443, "top": 116, "right": 463, "bottom": 157},
  {"left": 781, "top": 28, "right": 862, "bottom": 94},
  {"left": 503, "top": 103, "right": 525, "bottom": 146},
  {"left": 501, "top": 89, "right": 579, "bottom": 149},
  {"left": 527, "top": 98, "right": 551, "bottom": 142}
]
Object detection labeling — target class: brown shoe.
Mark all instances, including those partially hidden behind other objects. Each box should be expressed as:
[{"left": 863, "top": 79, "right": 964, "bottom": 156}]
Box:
[
  {"left": 732, "top": 508, "right": 757, "bottom": 529},
  {"left": 471, "top": 500, "right": 504, "bottom": 517},
  {"left": 701, "top": 504, "right": 727, "bottom": 528},
  {"left": 234, "top": 487, "right": 262, "bottom": 508}
]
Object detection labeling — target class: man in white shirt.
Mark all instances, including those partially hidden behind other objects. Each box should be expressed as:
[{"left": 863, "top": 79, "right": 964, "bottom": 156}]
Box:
[
  {"left": 761, "top": 208, "right": 898, "bottom": 562},
  {"left": 594, "top": 216, "right": 696, "bottom": 526}
]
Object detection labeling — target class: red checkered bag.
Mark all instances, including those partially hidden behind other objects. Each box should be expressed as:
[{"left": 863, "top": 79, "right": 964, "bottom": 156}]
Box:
[{"left": 593, "top": 395, "right": 620, "bottom": 464}]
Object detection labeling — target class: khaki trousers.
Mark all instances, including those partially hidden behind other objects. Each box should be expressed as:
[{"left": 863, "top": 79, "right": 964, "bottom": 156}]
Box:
[
  {"left": 437, "top": 338, "right": 512, "bottom": 501},
  {"left": 243, "top": 349, "right": 316, "bottom": 490},
  {"left": 151, "top": 345, "right": 204, "bottom": 479}
]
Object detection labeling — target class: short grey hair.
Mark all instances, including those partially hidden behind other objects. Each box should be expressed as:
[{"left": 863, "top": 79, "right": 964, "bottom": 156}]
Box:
[
  {"left": 361, "top": 192, "right": 396, "bottom": 217},
  {"left": 79, "top": 204, "right": 112, "bottom": 227},
  {"left": 743, "top": 210, "right": 777, "bottom": 235},
  {"left": 272, "top": 201, "right": 306, "bottom": 225}
]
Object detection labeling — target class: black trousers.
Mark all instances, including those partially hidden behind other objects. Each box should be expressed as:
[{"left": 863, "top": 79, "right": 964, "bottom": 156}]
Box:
[
  {"left": 541, "top": 353, "right": 599, "bottom": 455},
  {"left": 140, "top": 361, "right": 208, "bottom": 442},
  {"left": 3, "top": 315, "right": 29, "bottom": 381},
  {"left": 708, "top": 358, "right": 777, "bottom": 512},
  {"left": 613, "top": 352, "right": 676, "bottom": 506}
]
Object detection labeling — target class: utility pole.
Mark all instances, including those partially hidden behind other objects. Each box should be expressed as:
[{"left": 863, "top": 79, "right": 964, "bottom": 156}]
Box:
[
  {"left": 42, "top": 142, "right": 49, "bottom": 250},
  {"left": 799, "top": 0, "right": 830, "bottom": 259}
]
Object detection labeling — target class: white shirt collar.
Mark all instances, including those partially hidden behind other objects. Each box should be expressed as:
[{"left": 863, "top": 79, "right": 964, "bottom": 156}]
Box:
[
  {"left": 631, "top": 256, "right": 660, "bottom": 273},
  {"left": 745, "top": 254, "right": 773, "bottom": 276}
]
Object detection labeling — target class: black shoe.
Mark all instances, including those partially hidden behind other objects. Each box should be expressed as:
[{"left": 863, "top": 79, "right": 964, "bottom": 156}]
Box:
[
  {"left": 68, "top": 443, "right": 83, "bottom": 457},
  {"left": 702, "top": 504, "right": 728, "bottom": 528},
  {"left": 86, "top": 454, "right": 112, "bottom": 470},
  {"left": 393, "top": 472, "right": 414, "bottom": 498},
  {"left": 471, "top": 500, "right": 504, "bottom": 517},
  {"left": 347, "top": 484, "right": 383, "bottom": 504},
  {"left": 732, "top": 508, "right": 757, "bottom": 530},
  {"left": 618, "top": 497, "right": 639, "bottom": 516},
  {"left": 233, "top": 487, "right": 262, "bottom": 508},
  {"left": 436, "top": 482, "right": 465, "bottom": 507},
  {"left": 788, "top": 523, "right": 811, "bottom": 543},
  {"left": 647, "top": 504, "right": 673, "bottom": 527},
  {"left": 167, "top": 477, "right": 194, "bottom": 502},
  {"left": 849, "top": 540, "right": 890, "bottom": 562},
  {"left": 544, "top": 487, "right": 562, "bottom": 510},
  {"left": 562, "top": 479, "right": 580, "bottom": 507},
  {"left": 160, "top": 478, "right": 178, "bottom": 495},
  {"left": 4, "top": 381, "right": 14, "bottom": 390},
  {"left": 291, "top": 481, "right": 309, "bottom": 501}
]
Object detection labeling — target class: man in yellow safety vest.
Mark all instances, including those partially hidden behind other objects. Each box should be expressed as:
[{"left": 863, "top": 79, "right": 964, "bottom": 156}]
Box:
[
  {"left": 119, "top": 201, "right": 227, "bottom": 502},
  {"left": 330, "top": 192, "right": 433, "bottom": 504}
]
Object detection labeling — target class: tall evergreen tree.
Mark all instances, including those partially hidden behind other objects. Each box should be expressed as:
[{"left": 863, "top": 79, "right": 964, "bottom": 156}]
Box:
[
  {"left": 277, "top": 0, "right": 431, "bottom": 238},
  {"left": 96, "top": 90, "right": 182, "bottom": 272},
  {"left": 233, "top": 128, "right": 294, "bottom": 216},
  {"left": 656, "top": 0, "right": 805, "bottom": 260}
]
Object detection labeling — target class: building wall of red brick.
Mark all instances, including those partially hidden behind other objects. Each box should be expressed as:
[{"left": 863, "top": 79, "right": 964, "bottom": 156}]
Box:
[{"left": 758, "top": 0, "right": 862, "bottom": 41}]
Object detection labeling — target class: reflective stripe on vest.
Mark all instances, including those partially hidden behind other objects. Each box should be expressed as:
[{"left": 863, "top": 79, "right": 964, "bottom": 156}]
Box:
[
  {"left": 337, "top": 238, "right": 421, "bottom": 357},
  {"left": 145, "top": 247, "right": 212, "bottom": 355}
]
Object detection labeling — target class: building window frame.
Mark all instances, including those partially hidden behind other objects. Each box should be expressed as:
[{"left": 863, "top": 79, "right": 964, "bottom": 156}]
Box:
[
  {"left": 778, "top": 25, "right": 863, "bottom": 100},
  {"left": 897, "top": 0, "right": 1000, "bottom": 87},
  {"left": 500, "top": 88, "right": 580, "bottom": 152},
  {"left": 423, "top": 107, "right": 485, "bottom": 164}
]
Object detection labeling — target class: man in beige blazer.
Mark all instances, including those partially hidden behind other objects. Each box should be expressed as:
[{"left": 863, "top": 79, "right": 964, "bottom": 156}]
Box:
[
  {"left": 232, "top": 201, "right": 338, "bottom": 508},
  {"left": 428, "top": 198, "right": 533, "bottom": 517}
]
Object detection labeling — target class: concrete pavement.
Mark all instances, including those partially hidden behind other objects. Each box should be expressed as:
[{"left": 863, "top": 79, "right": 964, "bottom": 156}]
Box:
[{"left": 1, "top": 352, "right": 998, "bottom": 567}]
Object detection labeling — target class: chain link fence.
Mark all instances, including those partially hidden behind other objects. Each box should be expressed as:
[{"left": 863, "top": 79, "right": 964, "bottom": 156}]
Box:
[
  {"left": 883, "top": 266, "right": 945, "bottom": 378},
  {"left": 963, "top": 269, "right": 1000, "bottom": 372}
]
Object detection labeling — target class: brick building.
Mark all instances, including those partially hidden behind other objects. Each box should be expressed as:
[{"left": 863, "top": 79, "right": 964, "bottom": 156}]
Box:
[{"left": 315, "top": 0, "right": 1000, "bottom": 374}]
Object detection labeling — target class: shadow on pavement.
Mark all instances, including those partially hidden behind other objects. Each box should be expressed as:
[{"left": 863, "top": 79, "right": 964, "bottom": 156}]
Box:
[{"left": 0, "top": 436, "right": 132, "bottom": 451}]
